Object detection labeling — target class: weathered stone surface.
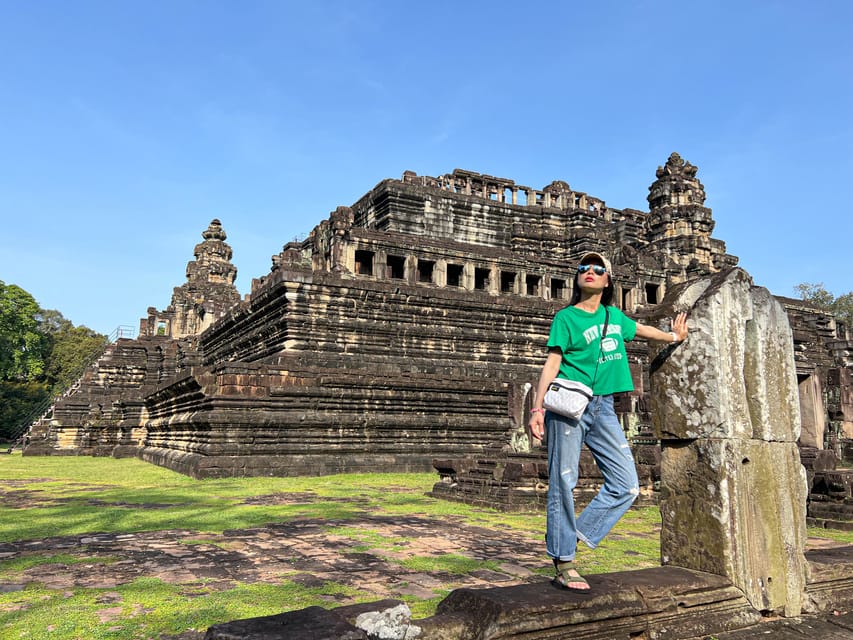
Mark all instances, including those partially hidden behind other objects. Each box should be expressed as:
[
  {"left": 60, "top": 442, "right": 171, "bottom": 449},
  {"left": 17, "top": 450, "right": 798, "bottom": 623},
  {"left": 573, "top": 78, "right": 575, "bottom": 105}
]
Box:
[
  {"left": 649, "top": 268, "right": 800, "bottom": 442},
  {"left": 204, "top": 605, "right": 366, "bottom": 639},
  {"left": 659, "top": 439, "right": 808, "bottom": 613},
  {"left": 204, "top": 600, "right": 426, "bottom": 640},
  {"left": 203, "top": 567, "right": 791, "bottom": 640},
  {"left": 355, "top": 603, "right": 420, "bottom": 639},
  {"left": 840, "top": 367, "right": 853, "bottom": 435},
  {"left": 798, "top": 374, "right": 828, "bottom": 448},
  {"left": 196, "top": 550, "right": 853, "bottom": 639},
  {"left": 781, "top": 296, "right": 853, "bottom": 463},
  {"left": 136, "top": 354, "right": 518, "bottom": 478},
  {"left": 23, "top": 336, "right": 187, "bottom": 456},
  {"left": 426, "top": 567, "right": 761, "bottom": 640},
  {"left": 685, "top": 610, "right": 853, "bottom": 640},
  {"left": 650, "top": 268, "right": 808, "bottom": 616},
  {"left": 805, "top": 546, "right": 853, "bottom": 613}
]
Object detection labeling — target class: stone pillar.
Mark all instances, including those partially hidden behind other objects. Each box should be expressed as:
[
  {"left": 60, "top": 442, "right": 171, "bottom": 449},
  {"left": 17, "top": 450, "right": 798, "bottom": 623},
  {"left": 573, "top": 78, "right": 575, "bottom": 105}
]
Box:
[
  {"left": 840, "top": 367, "right": 853, "bottom": 439},
  {"left": 649, "top": 267, "right": 808, "bottom": 616},
  {"left": 798, "top": 374, "right": 826, "bottom": 449},
  {"left": 462, "top": 262, "right": 474, "bottom": 291},
  {"left": 434, "top": 259, "right": 447, "bottom": 287}
]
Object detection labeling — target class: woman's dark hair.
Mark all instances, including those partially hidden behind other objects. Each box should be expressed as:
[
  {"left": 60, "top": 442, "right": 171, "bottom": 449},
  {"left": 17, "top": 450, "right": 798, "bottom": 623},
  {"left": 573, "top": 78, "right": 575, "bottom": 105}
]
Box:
[{"left": 569, "top": 265, "right": 615, "bottom": 307}]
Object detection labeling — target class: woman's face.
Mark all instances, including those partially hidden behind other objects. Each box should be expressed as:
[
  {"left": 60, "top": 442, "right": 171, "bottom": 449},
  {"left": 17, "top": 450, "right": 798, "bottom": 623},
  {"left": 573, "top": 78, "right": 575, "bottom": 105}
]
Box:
[{"left": 575, "top": 260, "right": 609, "bottom": 295}]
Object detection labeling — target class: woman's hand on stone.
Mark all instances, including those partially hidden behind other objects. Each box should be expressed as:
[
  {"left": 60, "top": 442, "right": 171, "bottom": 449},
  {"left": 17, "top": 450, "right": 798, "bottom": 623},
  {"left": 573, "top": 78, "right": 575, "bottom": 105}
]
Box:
[{"left": 672, "top": 312, "right": 689, "bottom": 342}]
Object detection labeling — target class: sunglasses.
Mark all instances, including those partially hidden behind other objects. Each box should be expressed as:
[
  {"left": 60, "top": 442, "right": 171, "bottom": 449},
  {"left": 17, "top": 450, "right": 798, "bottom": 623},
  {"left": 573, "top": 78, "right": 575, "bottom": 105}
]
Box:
[{"left": 577, "top": 264, "right": 607, "bottom": 276}]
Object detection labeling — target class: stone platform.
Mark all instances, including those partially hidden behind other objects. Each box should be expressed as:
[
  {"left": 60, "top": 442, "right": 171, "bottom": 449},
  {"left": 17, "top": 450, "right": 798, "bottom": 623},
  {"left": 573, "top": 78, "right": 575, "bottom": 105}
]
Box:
[
  {"left": 205, "top": 549, "right": 853, "bottom": 640},
  {"left": 208, "top": 606, "right": 853, "bottom": 640}
]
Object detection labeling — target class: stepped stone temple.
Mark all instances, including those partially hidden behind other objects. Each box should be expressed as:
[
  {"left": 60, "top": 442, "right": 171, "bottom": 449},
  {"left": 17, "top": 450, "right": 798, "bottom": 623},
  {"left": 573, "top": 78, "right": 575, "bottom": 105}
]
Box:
[{"left": 23, "top": 154, "right": 853, "bottom": 524}]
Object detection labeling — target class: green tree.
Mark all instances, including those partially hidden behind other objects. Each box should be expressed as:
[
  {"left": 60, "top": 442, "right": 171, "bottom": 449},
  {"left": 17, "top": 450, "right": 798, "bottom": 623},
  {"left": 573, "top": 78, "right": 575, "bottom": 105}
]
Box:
[
  {"left": 0, "top": 281, "right": 49, "bottom": 380},
  {"left": 794, "top": 282, "right": 853, "bottom": 328},
  {"left": 38, "top": 308, "right": 74, "bottom": 336},
  {"left": 834, "top": 292, "right": 853, "bottom": 328},
  {"left": 793, "top": 282, "right": 835, "bottom": 307},
  {"left": 43, "top": 323, "right": 108, "bottom": 391},
  {"left": 0, "top": 381, "right": 50, "bottom": 443},
  {"left": 0, "top": 283, "right": 108, "bottom": 441}
]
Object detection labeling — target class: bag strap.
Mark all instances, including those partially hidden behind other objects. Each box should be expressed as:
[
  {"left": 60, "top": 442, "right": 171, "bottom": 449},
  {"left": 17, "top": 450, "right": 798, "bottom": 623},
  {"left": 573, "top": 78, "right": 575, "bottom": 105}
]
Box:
[{"left": 589, "top": 306, "right": 610, "bottom": 394}]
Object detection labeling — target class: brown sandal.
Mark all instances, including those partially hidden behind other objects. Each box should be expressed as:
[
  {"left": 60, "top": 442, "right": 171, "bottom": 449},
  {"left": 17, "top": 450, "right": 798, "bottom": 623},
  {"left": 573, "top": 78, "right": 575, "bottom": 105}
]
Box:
[{"left": 552, "top": 561, "right": 591, "bottom": 591}]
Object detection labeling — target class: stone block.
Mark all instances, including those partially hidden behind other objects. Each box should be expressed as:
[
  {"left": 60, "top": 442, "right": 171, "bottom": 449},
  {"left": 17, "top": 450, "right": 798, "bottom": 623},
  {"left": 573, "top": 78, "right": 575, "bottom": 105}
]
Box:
[
  {"left": 660, "top": 438, "right": 808, "bottom": 614},
  {"left": 204, "top": 605, "right": 366, "bottom": 639},
  {"left": 805, "top": 546, "right": 853, "bottom": 613},
  {"left": 427, "top": 566, "right": 760, "bottom": 640},
  {"left": 650, "top": 268, "right": 800, "bottom": 443},
  {"left": 652, "top": 268, "right": 809, "bottom": 616}
]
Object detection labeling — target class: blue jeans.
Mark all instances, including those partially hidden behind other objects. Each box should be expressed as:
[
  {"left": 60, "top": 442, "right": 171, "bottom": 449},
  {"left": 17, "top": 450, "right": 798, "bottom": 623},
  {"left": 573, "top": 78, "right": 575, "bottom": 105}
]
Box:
[{"left": 545, "top": 395, "right": 639, "bottom": 561}]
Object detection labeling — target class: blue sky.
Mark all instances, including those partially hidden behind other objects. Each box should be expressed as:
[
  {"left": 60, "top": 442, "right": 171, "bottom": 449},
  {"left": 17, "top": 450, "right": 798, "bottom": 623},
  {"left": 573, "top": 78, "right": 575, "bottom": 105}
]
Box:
[{"left": 1, "top": 1, "right": 850, "bottom": 336}]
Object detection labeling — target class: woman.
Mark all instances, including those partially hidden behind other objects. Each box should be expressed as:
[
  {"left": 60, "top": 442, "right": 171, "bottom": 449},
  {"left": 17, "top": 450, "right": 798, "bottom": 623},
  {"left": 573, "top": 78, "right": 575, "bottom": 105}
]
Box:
[{"left": 528, "top": 251, "right": 688, "bottom": 590}]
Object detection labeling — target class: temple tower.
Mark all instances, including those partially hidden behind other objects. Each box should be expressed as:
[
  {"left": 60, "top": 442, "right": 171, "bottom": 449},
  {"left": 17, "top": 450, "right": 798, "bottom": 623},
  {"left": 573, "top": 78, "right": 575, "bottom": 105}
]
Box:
[
  {"left": 140, "top": 219, "right": 240, "bottom": 338},
  {"left": 646, "top": 152, "right": 734, "bottom": 280}
]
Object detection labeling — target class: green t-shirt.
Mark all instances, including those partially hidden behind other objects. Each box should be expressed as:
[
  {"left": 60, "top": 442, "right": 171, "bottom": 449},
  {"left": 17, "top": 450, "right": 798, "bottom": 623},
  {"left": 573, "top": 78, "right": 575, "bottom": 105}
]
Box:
[{"left": 546, "top": 305, "right": 637, "bottom": 395}]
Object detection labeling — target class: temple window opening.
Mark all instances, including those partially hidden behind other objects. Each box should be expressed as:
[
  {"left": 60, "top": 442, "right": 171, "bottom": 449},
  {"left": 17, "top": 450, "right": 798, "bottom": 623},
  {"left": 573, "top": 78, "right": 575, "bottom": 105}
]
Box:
[
  {"left": 551, "top": 277, "right": 566, "bottom": 300},
  {"left": 446, "top": 263, "right": 463, "bottom": 287},
  {"left": 474, "top": 267, "right": 490, "bottom": 291},
  {"left": 622, "top": 287, "right": 633, "bottom": 311},
  {"left": 417, "top": 259, "right": 435, "bottom": 284},
  {"left": 526, "top": 274, "right": 541, "bottom": 296},
  {"left": 500, "top": 271, "right": 517, "bottom": 294},
  {"left": 386, "top": 255, "right": 405, "bottom": 279},
  {"left": 354, "top": 250, "right": 374, "bottom": 276},
  {"left": 645, "top": 282, "right": 660, "bottom": 304}
]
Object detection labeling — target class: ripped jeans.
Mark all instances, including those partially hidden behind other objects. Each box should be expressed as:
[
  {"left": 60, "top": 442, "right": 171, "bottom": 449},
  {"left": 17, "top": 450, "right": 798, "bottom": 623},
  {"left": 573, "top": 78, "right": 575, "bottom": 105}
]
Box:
[{"left": 545, "top": 395, "right": 639, "bottom": 562}]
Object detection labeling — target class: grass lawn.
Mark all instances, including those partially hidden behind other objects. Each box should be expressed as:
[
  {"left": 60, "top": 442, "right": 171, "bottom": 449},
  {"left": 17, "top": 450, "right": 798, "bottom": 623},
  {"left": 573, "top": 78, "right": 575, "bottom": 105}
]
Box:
[{"left": 0, "top": 453, "right": 850, "bottom": 640}]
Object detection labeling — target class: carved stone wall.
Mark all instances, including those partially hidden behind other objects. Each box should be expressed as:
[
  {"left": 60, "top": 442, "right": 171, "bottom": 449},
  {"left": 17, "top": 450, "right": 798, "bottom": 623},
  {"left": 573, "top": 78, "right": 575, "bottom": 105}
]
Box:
[{"left": 24, "top": 336, "right": 186, "bottom": 457}]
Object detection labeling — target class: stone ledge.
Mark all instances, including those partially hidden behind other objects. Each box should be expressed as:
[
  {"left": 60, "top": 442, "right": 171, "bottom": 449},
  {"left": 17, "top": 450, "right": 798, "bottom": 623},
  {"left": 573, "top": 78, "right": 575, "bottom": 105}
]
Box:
[
  {"left": 202, "top": 552, "right": 853, "bottom": 639},
  {"left": 805, "top": 545, "right": 853, "bottom": 612},
  {"left": 204, "top": 600, "right": 404, "bottom": 640},
  {"left": 202, "top": 567, "right": 762, "bottom": 640},
  {"left": 425, "top": 566, "right": 759, "bottom": 640},
  {"left": 204, "top": 604, "right": 365, "bottom": 640}
]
